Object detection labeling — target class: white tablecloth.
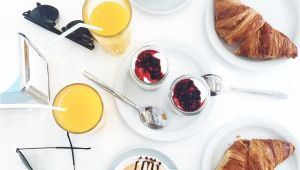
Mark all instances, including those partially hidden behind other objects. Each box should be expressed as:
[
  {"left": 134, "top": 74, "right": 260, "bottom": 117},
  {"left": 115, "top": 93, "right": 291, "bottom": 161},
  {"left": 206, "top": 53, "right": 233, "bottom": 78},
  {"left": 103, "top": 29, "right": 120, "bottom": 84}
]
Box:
[{"left": 0, "top": 0, "right": 299, "bottom": 169}]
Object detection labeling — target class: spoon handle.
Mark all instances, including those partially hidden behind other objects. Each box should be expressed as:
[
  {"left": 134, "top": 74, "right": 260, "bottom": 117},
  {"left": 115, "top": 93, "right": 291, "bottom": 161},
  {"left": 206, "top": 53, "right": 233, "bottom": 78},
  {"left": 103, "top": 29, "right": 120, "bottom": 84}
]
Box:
[
  {"left": 229, "top": 87, "right": 288, "bottom": 99},
  {"left": 83, "top": 71, "right": 140, "bottom": 111}
]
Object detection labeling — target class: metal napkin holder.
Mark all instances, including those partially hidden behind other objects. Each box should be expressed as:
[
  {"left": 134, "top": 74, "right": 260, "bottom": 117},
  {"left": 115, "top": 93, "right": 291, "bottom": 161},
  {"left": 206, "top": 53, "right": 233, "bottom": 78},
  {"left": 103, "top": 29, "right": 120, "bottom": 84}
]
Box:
[{"left": 3, "top": 33, "right": 51, "bottom": 104}]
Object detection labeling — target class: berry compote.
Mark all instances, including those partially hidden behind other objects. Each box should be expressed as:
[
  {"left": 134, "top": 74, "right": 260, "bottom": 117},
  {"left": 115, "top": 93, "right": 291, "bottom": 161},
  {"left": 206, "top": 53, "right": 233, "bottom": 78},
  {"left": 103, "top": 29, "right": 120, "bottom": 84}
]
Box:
[
  {"left": 172, "top": 79, "right": 203, "bottom": 112},
  {"left": 135, "top": 50, "right": 164, "bottom": 83}
]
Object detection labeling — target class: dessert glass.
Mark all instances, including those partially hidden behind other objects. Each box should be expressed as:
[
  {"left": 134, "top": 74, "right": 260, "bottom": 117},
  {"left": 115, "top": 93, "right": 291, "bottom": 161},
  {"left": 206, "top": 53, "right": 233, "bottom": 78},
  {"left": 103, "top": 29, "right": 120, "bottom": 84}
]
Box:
[
  {"left": 169, "top": 75, "right": 210, "bottom": 116},
  {"left": 130, "top": 45, "right": 169, "bottom": 91}
]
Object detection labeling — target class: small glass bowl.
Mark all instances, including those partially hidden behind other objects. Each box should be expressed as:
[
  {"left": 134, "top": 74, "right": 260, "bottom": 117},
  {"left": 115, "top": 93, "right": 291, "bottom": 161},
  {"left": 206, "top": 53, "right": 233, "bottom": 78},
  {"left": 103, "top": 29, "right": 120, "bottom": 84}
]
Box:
[
  {"left": 130, "top": 45, "right": 169, "bottom": 91},
  {"left": 169, "top": 75, "right": 210, "bottom": 116}
]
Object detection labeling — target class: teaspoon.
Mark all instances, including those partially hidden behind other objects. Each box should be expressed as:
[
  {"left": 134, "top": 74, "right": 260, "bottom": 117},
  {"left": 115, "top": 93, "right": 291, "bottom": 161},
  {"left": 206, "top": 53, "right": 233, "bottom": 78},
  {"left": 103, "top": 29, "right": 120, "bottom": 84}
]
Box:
[
  {"left": 202, "top": 74, "right": 288, "bottom": 99},
  {"left": 83, "top": 71, "right": 167, "bottom": 129}
]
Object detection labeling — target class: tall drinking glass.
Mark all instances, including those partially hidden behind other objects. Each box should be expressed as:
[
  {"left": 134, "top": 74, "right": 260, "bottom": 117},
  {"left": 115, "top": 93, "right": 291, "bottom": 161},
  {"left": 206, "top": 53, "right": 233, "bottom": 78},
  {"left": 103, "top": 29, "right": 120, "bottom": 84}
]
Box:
[
  {"left": 52, "top": 84, "right": 104, "bottom": 134},
  {"left": 82, "top": 0, "right": 132, "bottom": 55}
]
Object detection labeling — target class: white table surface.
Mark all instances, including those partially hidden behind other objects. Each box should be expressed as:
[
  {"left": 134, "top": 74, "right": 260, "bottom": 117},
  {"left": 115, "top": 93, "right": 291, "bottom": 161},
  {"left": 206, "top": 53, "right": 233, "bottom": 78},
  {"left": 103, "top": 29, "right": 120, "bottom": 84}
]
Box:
[{"left": 0, "top": 0, "right": 300, "bottom": 169}]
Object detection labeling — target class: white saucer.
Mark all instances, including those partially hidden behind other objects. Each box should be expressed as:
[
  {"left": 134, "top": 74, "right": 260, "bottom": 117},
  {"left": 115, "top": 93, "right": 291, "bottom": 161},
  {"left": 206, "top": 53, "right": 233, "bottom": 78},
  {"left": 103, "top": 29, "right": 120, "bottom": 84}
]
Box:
[
  {"left": 202, "top": 118, "right": 300, "bottom": 170},
  {"left": 114, "top": 39, "right": 214, "bottom": 141},
  {"left": 131, "top": 0, "right": 191, "bottom": 15},
  {"left": 109, "top": 146, "right": 178, "bottom": 170},
  {"left": 205, "top": 0, "right": 300, "bottom": 70}
]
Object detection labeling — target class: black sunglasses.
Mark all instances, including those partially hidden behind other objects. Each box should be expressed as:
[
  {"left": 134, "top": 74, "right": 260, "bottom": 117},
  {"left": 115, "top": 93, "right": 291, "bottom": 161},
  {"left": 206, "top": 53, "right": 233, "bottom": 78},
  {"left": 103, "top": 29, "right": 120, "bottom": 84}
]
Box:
[
  {"left": 16, "top": 133, "right": 90, "bottom": 170},
  {"left": 23, "top": 2, "right": 95, "bottom": 50}
]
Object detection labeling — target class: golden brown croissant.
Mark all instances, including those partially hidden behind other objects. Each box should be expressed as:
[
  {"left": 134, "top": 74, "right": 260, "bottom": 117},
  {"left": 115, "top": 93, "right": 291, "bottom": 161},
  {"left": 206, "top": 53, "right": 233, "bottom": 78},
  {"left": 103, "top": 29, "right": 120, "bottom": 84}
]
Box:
[
  {"left": 235, "top": 23, "right": 298, "bottom": 59},
  {"left": 216, "top": 139, "right": 295, "bottom": 170},
  {"left": 214, "top": 0, "right": 298, "bottom": 59},
  {"left": 215, "top": 0, "right": 265, "bottom": 45}
]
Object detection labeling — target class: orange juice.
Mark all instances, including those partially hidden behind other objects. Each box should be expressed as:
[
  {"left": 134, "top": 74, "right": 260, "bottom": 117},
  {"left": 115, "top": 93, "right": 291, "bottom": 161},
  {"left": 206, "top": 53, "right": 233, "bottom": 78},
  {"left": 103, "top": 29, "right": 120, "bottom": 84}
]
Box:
[
  {"left": 53, "top": 84, "right": 103, "bottom": 134},
  {"left": 83, "top": 0, "right": 132, "bottom": 55},
  {"left": 90, "top": 2, "right": 130, "bottom": 36}
]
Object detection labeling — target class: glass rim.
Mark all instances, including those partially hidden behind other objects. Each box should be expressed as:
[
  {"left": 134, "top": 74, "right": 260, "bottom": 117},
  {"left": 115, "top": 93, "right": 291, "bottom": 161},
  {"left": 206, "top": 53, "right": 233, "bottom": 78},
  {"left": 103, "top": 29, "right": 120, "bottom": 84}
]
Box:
[
  {"left": 169, "top": 75, "right": 210, "bottom": 116},
  {"left": 52, "top": 83, "right": 104, "bottom": 134},
  {"left": 82, "top": 0, "right": 132, "bottom": 38},
  {"left": 129, "top": 45, "right": 169, "bottom": 86}
]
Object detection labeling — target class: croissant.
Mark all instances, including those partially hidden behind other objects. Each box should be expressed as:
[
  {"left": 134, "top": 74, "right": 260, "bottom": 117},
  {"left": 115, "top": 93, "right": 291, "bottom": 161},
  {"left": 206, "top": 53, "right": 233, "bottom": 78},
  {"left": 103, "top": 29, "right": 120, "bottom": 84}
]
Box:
[
  {"left": 235, "top": 23, "right": 298, "bottom": 59},
  {"left": 214, "top": 0, "right": 298, "bottom": 59},
  {"left": 215, "top": 0, "right": 265, "bottom": 45},
  {"left": 216, "top": 139, "right": 295, "bottom": 170}
]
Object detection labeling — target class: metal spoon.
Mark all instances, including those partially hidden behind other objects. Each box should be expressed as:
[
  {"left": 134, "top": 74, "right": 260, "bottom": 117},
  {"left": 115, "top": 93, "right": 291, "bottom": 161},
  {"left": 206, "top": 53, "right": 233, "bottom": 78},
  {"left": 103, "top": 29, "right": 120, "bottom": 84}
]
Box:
[
  {"left": 202, "top": 74, "right": 288, "bottom": 99},
  {"left": 83, "top": 71, "right": 167, "bottom": 129}
]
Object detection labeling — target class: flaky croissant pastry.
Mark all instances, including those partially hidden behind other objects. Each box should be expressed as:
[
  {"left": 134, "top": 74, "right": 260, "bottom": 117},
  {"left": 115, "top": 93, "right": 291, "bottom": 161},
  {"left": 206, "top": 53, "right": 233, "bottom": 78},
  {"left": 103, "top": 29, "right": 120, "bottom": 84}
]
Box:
[
  {"left": 235, "top": 23, "right": 298, "bottom": 59},
  {"left": 214, "top": 0, "right": 298, "bottom": 59},
  {"left": 216, "top": 139, "right": 295, "bottom": 170}
]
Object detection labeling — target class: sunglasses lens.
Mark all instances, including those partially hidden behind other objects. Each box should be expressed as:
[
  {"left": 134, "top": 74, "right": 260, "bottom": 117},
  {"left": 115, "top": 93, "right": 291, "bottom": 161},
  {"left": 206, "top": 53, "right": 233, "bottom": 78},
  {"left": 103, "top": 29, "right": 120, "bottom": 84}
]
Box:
[
  {"left": 16, "top": 150, "right": 33, "bottom": 170},
  {"left": 65, "top": 20, "right": 94, "bottom": 43},
  {"left": 29, "top": 5, "right": 59, "bottom": 26}
]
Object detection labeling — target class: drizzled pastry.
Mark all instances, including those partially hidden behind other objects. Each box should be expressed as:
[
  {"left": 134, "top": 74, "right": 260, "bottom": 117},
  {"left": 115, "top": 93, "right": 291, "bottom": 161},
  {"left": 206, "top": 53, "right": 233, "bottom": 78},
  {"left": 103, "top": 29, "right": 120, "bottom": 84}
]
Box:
[
  {"left": 216, "top": 139, "right": 295, "bottom": 170},
  {"left": 214, "top": 0, "right": 298, "bottom": 59},
  {"left": 123, "top": 156, "right": 167, "bottom": 170}
]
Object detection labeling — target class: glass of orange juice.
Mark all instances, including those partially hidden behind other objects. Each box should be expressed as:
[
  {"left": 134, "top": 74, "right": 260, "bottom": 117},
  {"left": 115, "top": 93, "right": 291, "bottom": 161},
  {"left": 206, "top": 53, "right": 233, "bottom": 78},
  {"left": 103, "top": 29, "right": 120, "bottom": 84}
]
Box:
[
  {"left": 52, "top": 84, "right": 104, "bottom": 134},
  {"left": 82, "top": 0, "right": 132, "bottom": 55}
]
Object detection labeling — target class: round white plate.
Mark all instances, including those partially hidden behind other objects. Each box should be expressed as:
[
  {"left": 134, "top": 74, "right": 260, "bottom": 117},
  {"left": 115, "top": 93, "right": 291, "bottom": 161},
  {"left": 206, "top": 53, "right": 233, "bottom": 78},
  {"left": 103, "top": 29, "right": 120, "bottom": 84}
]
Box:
[
  {"left": 202, "top": 118, "right": 300, "bottom": 170},
  {"left": 205, "top": 0, "right": 300, "bottom": 70},
  {"left": 114, "top": 39, "right": 214, "bottom": 141},
  {"left": 131, "top": 0, "right": 191, "bottom": 15},
  {"left": 109, "top": 146, "right": 178, "bottom": 170}
]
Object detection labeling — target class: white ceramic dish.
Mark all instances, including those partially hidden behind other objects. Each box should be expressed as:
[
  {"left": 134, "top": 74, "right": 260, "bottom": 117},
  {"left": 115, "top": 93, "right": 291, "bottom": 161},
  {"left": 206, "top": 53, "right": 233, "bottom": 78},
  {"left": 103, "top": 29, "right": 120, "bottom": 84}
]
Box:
[
  {"left": 131, "top": 0, "right": 191, "bottom": 15},
  {"left": 114, "top": 39, "right": 214, "bottom": 141},
  {"left": 202, "top": 118, "right": 300, "bottom": 170},
  {"left": 205, "top": 0, "right": 300, "bottom": 70},
  {"left": 109, "top": 146, "right": 178, "bottom": 170}
]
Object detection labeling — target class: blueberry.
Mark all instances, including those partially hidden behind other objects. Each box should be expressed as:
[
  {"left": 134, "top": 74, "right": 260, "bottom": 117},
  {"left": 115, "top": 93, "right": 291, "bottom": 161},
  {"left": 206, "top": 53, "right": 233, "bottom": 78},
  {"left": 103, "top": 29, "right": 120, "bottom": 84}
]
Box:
[
  {"left": 135, "top": 50, "right": 164, "bottom": 83},
  {"left": 173, "top": 79, "right": 202, "bottom": 112}
]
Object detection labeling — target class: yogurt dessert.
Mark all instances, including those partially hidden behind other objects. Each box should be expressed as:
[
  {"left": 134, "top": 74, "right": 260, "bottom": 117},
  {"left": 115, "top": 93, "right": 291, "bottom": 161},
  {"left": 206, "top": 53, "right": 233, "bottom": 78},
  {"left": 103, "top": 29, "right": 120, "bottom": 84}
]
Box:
[
  {"left": 119, "top": 156, "right": 168, "bottom": 170},
  {"left": 130, "top": 45, "right": 168, "bottom": 91},
  {"left": 169, "top": 75, "right": 210, "bottom": 116}
]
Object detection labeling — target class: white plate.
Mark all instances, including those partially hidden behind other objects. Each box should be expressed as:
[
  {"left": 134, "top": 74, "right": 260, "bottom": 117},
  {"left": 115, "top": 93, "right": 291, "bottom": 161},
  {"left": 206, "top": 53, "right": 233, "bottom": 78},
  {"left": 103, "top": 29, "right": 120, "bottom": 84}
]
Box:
[
  {"left": 109, "top": 146, "right": 178, "bottom": 170},
  {"left": 114, "top": 39, "right": 214, "bottom": 141},
  {"left": 205, "top": 0, "right": 300, "bottom": 70},
  {"left": 202, "top": 118, "right": 300, "bottom": 170},
  {"left": 131, "top": 0, "right": 191, "bottom": 15}
]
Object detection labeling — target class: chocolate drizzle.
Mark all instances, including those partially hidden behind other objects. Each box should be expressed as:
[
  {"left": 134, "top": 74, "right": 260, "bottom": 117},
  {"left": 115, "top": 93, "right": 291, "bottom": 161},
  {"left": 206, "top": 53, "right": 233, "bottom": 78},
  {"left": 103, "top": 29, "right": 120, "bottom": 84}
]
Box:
[
  {"left": 157, "top": 162, "right": 161, "bottom": 170},
  {"left": 134, "top": 157, "right": 142, "bottom": 170},
  {"left": 133, "top": 156, "right": 163, "bottom": 170}
]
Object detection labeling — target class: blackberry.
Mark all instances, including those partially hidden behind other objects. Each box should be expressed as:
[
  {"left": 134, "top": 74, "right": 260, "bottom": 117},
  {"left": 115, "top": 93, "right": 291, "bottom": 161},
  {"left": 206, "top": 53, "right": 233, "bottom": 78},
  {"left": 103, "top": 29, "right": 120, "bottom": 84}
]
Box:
[
  {"left": 135, "top": 50, "right": 164, "bottom": 83},
  {"left": 173, "top": 79, "right": 202, "bottom": 112}
]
